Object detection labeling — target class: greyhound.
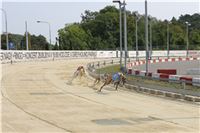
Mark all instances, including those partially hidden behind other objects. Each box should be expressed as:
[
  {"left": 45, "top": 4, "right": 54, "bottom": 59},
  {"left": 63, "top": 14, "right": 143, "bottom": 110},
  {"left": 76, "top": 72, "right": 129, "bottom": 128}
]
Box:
[{"left": 98, "top": 72, "right": 126, "bottom": 92}]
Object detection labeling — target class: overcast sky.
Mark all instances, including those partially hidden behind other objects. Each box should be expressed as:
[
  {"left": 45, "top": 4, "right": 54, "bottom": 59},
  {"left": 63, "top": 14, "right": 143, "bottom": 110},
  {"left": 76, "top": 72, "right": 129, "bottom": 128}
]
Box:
[{"left": 1, "top": 0, "right": 199, "bottom": 44}]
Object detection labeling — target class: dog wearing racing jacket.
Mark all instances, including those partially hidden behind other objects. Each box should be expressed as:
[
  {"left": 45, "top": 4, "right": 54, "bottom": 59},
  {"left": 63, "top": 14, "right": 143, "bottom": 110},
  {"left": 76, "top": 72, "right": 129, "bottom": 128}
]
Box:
[{"left": 98, "top": 72, "right": 126, "bottom": 92}]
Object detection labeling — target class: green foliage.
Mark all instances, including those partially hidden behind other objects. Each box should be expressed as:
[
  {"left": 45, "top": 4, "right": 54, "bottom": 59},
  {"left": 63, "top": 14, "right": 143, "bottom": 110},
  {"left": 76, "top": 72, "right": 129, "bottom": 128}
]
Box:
[
  {"left": 1, "top": 33, "right": 49, "bottom": 50},
  {"left": 58, "top": 24, "right": 89, "bottom": 50},
  {"left": 58, "top": 6, "right": 200, "bottom": 50}
]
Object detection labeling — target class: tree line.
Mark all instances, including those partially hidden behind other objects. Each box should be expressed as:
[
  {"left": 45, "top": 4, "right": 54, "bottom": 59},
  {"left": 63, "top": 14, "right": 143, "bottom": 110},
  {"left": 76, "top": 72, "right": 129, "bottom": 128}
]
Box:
[
  {"left": 1, "top": 33, "right": 50, "bottom": 50},
  {"left": 1, "top": 6, "right": 200, "bottom": 50},
  {"left": 58, "top": 6, "right": 200, "bottom": 50}
]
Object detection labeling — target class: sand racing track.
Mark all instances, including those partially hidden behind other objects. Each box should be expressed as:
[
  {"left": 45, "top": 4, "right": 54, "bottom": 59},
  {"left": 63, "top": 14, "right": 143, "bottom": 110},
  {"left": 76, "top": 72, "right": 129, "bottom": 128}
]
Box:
[{"left": 1, "top": 59, "right": 200, "bottom": 133}]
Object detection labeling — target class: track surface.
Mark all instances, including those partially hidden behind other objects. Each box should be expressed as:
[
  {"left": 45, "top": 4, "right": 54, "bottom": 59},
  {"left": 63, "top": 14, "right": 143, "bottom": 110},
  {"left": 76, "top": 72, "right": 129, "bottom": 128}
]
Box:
[{"left": 1, "top": 59, "right": 200, "bottom": 133}]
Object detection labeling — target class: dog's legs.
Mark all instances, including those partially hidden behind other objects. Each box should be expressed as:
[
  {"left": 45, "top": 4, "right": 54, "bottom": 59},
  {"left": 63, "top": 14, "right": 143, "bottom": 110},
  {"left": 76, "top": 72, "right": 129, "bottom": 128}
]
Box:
[
  {"left": 99, "top": 83, "right": 106, "bottom": 92},
  {"left": 115, "top": 81, "right": 119, "bottom": 91}
]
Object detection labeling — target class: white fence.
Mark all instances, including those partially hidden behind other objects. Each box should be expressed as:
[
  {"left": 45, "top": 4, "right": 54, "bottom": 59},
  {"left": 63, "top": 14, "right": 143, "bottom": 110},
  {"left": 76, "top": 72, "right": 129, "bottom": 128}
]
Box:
[{"left": 0, "top": 50, "right": 200, "bottom": 63}]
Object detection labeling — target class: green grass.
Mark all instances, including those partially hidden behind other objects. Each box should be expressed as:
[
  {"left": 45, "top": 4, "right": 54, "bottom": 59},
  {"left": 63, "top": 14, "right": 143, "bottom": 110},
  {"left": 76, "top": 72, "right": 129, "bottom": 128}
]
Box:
[
  {"left": 96, "top": 64, "right": 121, "bottom": 74},
  {"left": 96, "top": 65, "right": 200, "bottom": 92}
]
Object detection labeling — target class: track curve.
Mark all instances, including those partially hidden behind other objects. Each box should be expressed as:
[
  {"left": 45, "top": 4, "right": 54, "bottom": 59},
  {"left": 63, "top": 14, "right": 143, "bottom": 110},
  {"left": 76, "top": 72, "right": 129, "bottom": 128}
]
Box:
[{"left": 1, "top": 59, "right": 200, "bottom": 133}]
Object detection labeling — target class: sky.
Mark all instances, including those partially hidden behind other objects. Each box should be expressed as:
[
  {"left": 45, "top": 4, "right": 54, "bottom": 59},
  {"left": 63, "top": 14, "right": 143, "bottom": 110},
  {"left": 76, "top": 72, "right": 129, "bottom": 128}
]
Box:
[{"left": 1, "top": 0, "right": 199, "bottom": 44}]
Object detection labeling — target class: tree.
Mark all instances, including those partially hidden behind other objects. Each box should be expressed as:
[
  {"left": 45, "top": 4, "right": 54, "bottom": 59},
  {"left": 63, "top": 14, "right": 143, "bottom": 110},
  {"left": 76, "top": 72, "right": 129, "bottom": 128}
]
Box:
[
  {"left": 57, "top": 6, "right": 200, "bottom": 50},
  {"left": 58, "top": 24, "right": 89, "bottom": 50}
]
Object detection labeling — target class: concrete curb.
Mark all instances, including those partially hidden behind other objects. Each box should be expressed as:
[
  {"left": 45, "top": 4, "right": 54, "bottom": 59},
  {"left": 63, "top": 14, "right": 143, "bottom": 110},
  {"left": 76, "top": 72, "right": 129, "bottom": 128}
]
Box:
[
  {"left": 87, "top": 61, "right": 200, "bottom": 103},
  {"left": 124, "top": 84, "right": 200, "bottom": 102}
]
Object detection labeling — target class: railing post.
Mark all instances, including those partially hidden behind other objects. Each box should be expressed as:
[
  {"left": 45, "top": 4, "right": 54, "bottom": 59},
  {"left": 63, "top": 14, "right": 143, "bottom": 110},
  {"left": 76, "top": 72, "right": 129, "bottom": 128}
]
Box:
[
  {"left": 182, "top": 80, "right": 186, "bottom": 90},
  {"left": 181, "top": 80, "right": 186, "bottom": 97}
]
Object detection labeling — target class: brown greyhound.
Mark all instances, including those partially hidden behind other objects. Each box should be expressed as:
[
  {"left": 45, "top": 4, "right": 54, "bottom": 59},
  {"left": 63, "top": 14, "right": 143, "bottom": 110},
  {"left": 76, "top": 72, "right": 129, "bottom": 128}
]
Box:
[
  {"left": 98, "top": 73, "right": 126, "bottom": 92},
  {"left": 69, "top": 66, "right": 86, "bottom": 83}
]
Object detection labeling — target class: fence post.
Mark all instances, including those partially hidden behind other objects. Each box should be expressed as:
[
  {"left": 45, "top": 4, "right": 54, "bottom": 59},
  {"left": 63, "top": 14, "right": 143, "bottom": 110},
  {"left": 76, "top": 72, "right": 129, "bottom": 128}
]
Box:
[
  {"left": 104, "top": 61, "right": 106, "bottom": 66},
  {"left": 182, "top": 80, "right": 186, "bottom": 89},
  {"left": 181, "top": 80, "right": 186, "bottom": 97}
]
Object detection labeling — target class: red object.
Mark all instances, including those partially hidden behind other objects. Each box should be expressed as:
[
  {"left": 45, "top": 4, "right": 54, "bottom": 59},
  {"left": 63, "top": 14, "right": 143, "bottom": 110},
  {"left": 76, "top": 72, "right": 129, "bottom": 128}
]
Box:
[
  {"left": 146, "top": 72, "right": 152, "bottom": 77},
  {"left": 171, "top": 58, "right": 175, "bottom": 62},
  {"left": 135, "top": 70, "right": 140, "bottom": 75},
  {"left": 157, "top": 69, "right": 177, "bottom": 75},
  {"left": 128, "top": 69, "right": 132, "bottom": 74},
  {"left": 180, "top": 77, "right": 192, "bottom": 85},
  {"left": 159, "top": 74, "right": 169, "bottom": 79}
]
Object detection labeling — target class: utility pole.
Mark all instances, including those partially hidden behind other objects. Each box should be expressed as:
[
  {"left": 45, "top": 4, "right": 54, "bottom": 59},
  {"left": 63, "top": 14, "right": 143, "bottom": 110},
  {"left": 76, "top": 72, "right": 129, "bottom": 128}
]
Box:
[
  {"left": 135, "top": 14, "right": 141, "bottom": 61},
  {"left": 145, "top": 0, "right": 149, "bottom": 73},
  {"left": 185, "top": 21, "right": 190, "bottom": 57},
  {"left": 149, "top": 20, "right": 152, "bottom": 59},
  {"left": 167, "top": 22, "right": 170, "bottom": 58},
  {"left": 25, "top": 21, "right": 29, "bottom": 50},
  {"left": 1, "top": 8, "right": 9, "bottom": 50},
  {"left": 123, "top": 0, "right": 128, "bottom": 70}
]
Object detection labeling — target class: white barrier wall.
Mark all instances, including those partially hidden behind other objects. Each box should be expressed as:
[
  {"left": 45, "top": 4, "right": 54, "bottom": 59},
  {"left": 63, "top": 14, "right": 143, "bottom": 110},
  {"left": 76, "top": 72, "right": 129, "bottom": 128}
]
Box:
[
  {"left": 0, "top": 50, "right": 199, "bottom": 63},
  {"left": 97, "top": 51, "right": 116, "bottom": 58},
  {"left": 0, "top": 51, "right": 97, "bottom": 63}
]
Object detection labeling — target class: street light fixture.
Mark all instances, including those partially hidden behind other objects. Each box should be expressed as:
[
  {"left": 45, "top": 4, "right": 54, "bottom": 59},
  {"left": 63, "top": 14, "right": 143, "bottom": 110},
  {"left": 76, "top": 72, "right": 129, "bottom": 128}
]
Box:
[
  {"left": 1, "top": 8, "right": 9, "bottom": 50},
  {"left": 113, "top": 0, "right": 127, "bottom": 71},
  {"left": 37, "top": 20, "right": 52, "bottom": 50},
  {"left": 113, "top": 0, "right": 123, "bottom": 69},
  {"left": 185, "top": 21, "right": 191, "bottom": 57}
]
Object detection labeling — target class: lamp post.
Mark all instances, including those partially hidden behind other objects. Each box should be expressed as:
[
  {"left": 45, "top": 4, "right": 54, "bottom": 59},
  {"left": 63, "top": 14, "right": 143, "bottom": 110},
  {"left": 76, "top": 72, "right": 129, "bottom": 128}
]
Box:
[
  {"left": 25, "top": 21, "right": 29, "bottom": 50},
  {"left": 37, "top": 20, "right": 51, "bottom": 50},
  {"left": 145, "top": 0, "right": 149, "bottom": 73},
  {"left": 135, "top": 13, "right": 141, "bottom": 61},
  {"left": 1, "top": 8, "right": 9, "bottom": 50},
  {"left": 167, "top": 21, "right": 170, "bottom": 58},
  {"left": 185, "top": 21, "right": 191, "bottom": 57},
  {"left": 113, "top": 0, "right": 123, "bottom": 69},
  {"left": 123, "top": 0, "right": 128, "bottom": 70},
  {"left": 149, "top": 19, "right": 152, "bottom": 59}
]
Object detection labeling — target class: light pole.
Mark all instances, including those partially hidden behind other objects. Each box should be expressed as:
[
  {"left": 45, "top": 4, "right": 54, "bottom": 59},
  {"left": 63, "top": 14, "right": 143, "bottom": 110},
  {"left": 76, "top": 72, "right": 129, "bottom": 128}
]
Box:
[
  {"left": 185, "top": 21, "right": 191, "bottom": 57},
  {"left": 37, "top": 20, "right": 51, "bottom": 50},
  {"left": 123, "top": 0, "right": 128, "bottom": 70},
  {"left": 113, "top": 0, "right": 123, "bottom": 69},
  {"left": 167, "top": 21, "right": 170, "bottom": 58},
  {"left": 25, "top": 21, "right": 29, "bottom": 50},
  {"left": 0, "top": 33, "right": 1, "bottom": 50},
  {"left": 149, "top": 19, "right": 152, "bottom": 59},
  {"left": 1, "top": 8, "right": 9, "bottom": 50},
  {"left": 135, "top": 13, "right": 141, "bottom": 61},
  {"left": 145, "top": 0, "right": 149, "bottom": 73}
]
